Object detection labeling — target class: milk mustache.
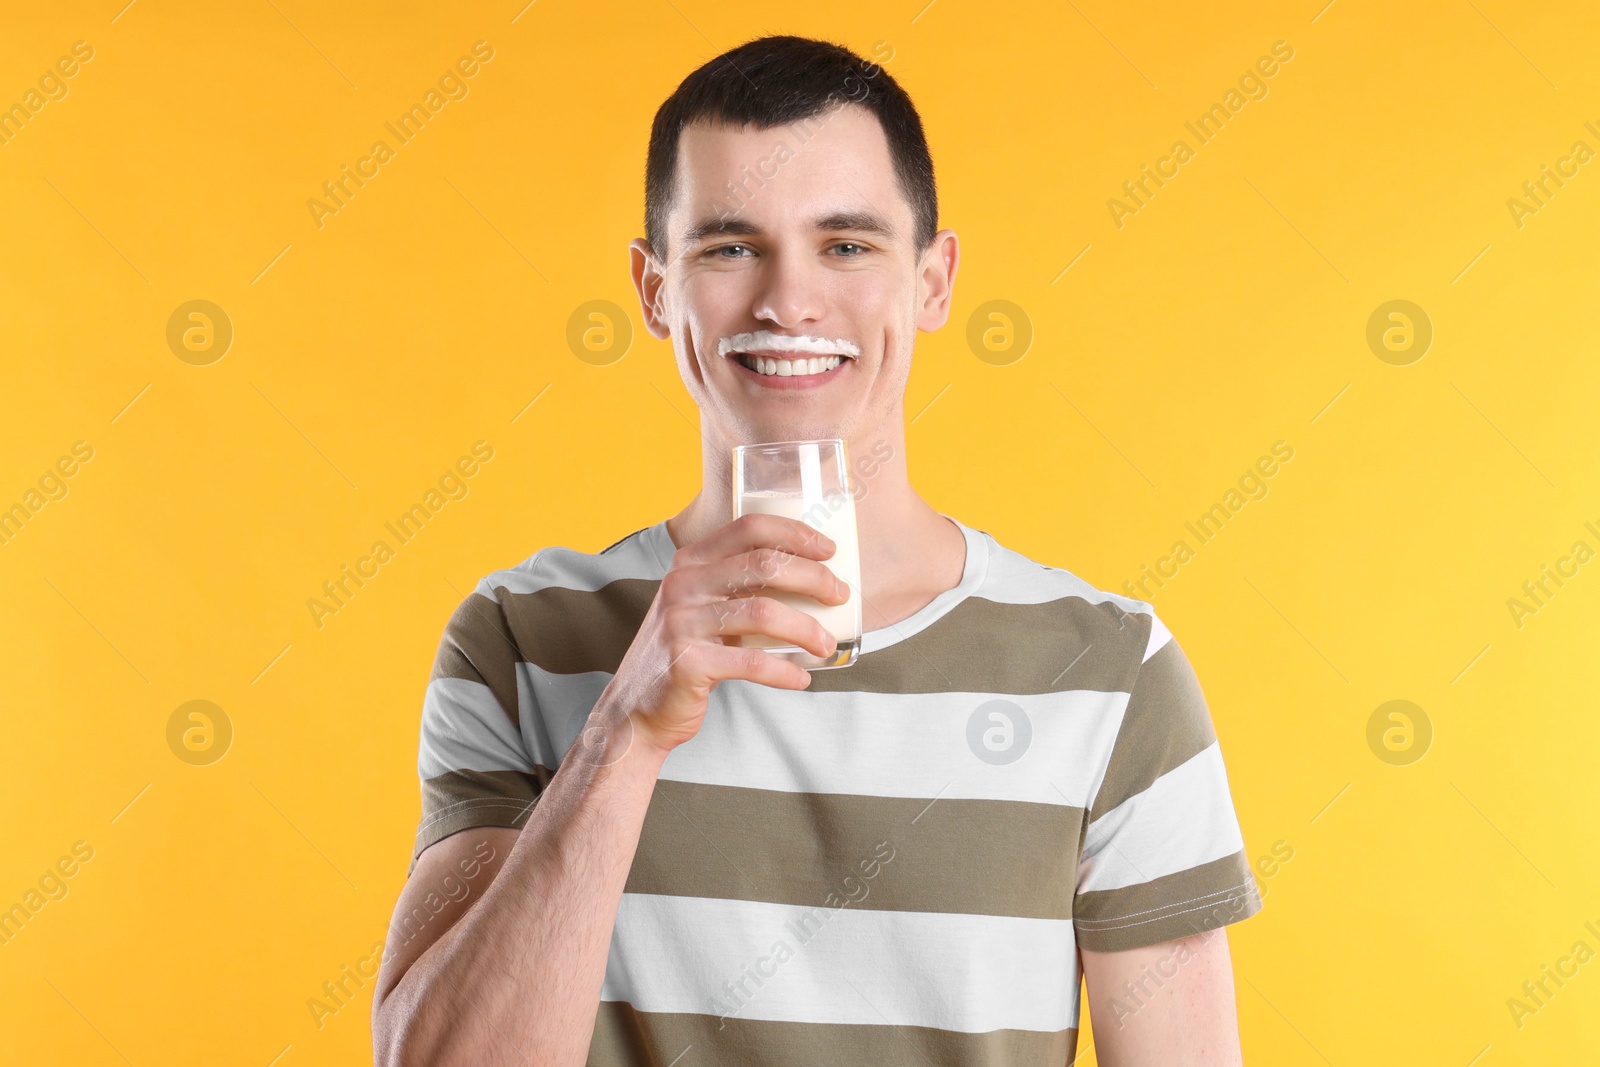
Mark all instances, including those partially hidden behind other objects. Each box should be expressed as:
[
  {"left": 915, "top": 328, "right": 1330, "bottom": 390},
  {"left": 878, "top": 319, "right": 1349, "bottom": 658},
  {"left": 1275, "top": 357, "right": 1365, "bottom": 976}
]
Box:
[{"left": 736, "top": 488, "right": 862, "bottom": 664}]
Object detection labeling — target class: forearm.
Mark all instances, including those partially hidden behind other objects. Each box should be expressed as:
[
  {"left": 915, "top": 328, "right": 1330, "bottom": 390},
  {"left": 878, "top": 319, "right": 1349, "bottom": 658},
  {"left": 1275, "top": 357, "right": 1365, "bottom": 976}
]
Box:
[{"left": 375, "top": 707, "right": 667, "bottom": 1067}]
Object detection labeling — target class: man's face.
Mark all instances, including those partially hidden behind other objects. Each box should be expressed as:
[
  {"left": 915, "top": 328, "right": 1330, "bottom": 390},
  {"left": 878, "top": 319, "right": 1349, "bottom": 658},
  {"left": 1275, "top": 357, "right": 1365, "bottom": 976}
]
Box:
[{"left": 632, "top": 104, "right": 956, "bottom": 449}]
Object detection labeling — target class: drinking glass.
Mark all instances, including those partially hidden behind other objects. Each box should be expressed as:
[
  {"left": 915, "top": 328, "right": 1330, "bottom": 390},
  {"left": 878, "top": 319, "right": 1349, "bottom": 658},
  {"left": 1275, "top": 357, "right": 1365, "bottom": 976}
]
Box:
[{"left": 731, "top": 439, "right": 862, "bottom": 670}]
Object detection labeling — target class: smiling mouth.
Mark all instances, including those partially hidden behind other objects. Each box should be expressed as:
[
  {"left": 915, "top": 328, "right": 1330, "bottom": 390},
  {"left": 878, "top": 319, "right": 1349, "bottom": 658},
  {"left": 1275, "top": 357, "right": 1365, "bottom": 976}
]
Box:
[{"left": 731, "top": 351, "right": 850, "bottom": 377}]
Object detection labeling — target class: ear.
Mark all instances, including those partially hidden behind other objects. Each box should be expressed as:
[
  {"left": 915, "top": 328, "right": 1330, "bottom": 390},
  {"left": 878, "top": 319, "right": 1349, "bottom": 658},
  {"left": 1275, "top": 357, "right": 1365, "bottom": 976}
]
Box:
[
  {"left": 915, "top": 229, "right": 960, "bottom": 332},
  {"left": 629, "top": 238, "right": 671, "bottom": 340}
]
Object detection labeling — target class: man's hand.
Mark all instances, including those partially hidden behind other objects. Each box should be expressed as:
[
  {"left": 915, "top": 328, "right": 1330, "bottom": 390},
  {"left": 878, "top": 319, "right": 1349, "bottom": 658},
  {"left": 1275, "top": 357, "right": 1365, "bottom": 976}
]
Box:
[
  {"left": 600, "top": 511, "right": 851, "bottom": 756},
  {"left": 1080, "top": 929, "right": 1244, "bottom": 1066}
]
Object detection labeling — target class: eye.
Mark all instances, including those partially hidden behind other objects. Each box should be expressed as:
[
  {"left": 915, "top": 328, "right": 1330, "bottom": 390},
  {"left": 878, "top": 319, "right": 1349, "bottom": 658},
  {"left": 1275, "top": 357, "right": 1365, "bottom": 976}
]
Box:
[
  {"left": 706, "top": 244, "right": 752, "bottom": 259},
  {"left": 832, "top": 242, "right": 868, "bottom": 257}
]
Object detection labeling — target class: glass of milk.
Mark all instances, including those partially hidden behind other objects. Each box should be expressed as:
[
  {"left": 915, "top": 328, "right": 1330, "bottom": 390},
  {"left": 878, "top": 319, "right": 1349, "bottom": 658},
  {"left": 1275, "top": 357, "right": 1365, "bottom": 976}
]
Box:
[{"left": 731, "top": 439, "right": 862, "bottom": 670}]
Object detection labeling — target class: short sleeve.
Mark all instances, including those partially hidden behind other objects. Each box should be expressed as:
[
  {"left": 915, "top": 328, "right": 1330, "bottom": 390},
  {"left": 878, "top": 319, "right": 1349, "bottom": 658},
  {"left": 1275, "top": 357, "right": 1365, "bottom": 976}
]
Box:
[
  {"left": 1072, "top": 614, "right": 1262, "bottom": 951},
  {"left": 410, "top": 586, "right": 548, "bottom": 875}
]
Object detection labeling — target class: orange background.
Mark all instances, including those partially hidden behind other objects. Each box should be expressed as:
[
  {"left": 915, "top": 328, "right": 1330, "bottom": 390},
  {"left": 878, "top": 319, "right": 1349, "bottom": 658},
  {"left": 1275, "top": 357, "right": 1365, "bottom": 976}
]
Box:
[{"left": 1, "top": 0, "right": 1597, "bottom": 1063}]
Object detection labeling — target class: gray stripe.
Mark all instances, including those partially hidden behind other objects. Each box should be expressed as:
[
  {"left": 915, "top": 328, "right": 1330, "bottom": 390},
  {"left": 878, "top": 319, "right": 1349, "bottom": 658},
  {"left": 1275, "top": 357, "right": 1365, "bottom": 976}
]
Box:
[
  {"left": 627, "top": 779, "right": 1083, "bottom": 919},
  {"left": 1075, "top": 851, "right": 1261, "bottom": 952},
  {"left": 469, "top": 516, "right": 1163, "bottom": 684},
  {"left": 1089, "top": 635, "right": 1215, "bottom": 821},
  {"left": 589, "top": 1000, "right": 1078, "bottom": 1066},
  {"left": 498, "top": 577, "right": 659, "bottom": 677},
  {"left": 431, "top": 591, "right": 522, "bottom": 727},
  {"left": 496, "top": 579, "right": 1146, "bottom": 696},
  {"left": 808, "top": 593, "right": 1144, "bottom": 695},
  {"left": 417, "top": 677, "right": 533, "bottom": 779},
  {"left": 411, "top": 768, "right": 547, "bottom": 871},
  {"left": 1081, "top": 742, "right": 1245, "bottom": 890}
]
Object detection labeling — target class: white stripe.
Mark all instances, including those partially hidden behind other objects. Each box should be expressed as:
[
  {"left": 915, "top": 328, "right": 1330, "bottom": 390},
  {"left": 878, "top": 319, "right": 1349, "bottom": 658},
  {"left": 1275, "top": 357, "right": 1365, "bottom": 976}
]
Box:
[
  {"left": 418, "top": 677, "right": 533, "bottom": 778},
  {"left": 477, "top": 531, "right": 662, "bottom": 599},
  {"left": 983, "top": 536, "right": 1154, "bottom": 613},
  {"left": 1080, "top": 742, "right": 1244, "bottom": 891},
  {"left": 666, "top": 679, "right": 1127, "bottom": 806},
  {"left": 516, "top": 663, "right": 607, "bottom": 768},
  {"left": 602, "top": 893, "right": 1080, "bottom": 1033},
  {"left": 1143, "top": 612, "right": 1172, "bottom": 661},
  {"left": 491, "top": 660, "right": 1131, "bottom": 806},
  {"left": 423, "top": 650, "right": 1140, "bottom": 810}
]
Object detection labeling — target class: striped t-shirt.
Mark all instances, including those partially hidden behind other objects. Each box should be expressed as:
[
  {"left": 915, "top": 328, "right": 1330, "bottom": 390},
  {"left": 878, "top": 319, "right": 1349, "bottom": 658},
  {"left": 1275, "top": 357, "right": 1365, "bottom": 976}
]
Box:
[{"left": 412, "top": 514, "right": 1263, "bottom": 1065}]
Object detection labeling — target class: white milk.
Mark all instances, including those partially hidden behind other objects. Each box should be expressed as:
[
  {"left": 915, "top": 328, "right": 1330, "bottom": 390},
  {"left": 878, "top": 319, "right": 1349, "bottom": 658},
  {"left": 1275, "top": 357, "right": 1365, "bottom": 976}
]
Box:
[{"left": 734, "top": 488, "right": 862, "bottom": 657}]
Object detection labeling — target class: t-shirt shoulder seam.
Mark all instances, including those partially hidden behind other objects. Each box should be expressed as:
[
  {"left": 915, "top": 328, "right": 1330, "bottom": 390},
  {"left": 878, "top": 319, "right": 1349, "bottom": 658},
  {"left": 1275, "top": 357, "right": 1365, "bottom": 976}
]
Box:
[
  {"left": 1083, "top": 606, "right": 1164, "bottom": 818},
  {"left": 983, "top": 538, "right": 1156, "bottom": 615},
  {"left": 468, "top": 525, "right": 666, "bottom": 602},
  {"left": 471, "top": 544, "right": 552, "bottom": 600}
]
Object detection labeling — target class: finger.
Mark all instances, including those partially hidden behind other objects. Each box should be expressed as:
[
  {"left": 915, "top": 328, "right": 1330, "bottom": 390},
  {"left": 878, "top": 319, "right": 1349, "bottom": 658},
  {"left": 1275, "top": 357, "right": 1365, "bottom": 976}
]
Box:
[
  {"left": 701, "top": 597, "right": 837, "bottom": 660},
  {"left": 673, "top": 512, "right": 835, "bottom": 568},
  {"left": 691, "top": 641, "right": 814, "bottom": 691},
  {"left": 696, "top": 549, "right": 849, "bottom": 608}
]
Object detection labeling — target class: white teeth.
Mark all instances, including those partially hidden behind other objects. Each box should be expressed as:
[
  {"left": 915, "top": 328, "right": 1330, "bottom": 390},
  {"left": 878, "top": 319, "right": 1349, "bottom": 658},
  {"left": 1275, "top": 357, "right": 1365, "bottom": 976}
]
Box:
[{"left": 738, "top": 353, "right": 843, "bottom": 377}]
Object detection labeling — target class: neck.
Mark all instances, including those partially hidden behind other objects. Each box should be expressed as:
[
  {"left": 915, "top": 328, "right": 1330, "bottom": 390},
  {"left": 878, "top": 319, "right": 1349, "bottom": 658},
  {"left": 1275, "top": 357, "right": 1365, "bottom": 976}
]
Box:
[{"left": 664, "top": 416, "right": 967, "bottom": 633}]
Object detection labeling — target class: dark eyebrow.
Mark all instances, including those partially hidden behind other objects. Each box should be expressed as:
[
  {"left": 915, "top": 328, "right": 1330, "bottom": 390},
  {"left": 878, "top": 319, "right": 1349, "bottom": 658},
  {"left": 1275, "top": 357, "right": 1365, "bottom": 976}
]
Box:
[{"left": 680, "top": 209, "right": 898, "bottom": 247}]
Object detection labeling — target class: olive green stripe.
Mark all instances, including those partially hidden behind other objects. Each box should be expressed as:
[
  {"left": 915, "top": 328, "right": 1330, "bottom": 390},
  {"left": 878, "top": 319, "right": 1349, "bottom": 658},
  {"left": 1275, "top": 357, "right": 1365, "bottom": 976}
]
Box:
[
  {"left": 498, "top": 578, "right": 660, "bottom": 677},
  {"left": 589, "top": 999, "right": 1078, "bottom": 1066},
  {"left": 495, "top": 579, "right": 1146, "bottom": 694},
  {"left": 626, "top": 778, "right": 1084, "bottom": 920},
  {"left": 1089, "top": 637, "right": 1217, "bottom": 822},
  {"left": 430, "top": 591, "right": 523, "bottom": 727},
  {"left": 1074, "top": 851, "right": 1261, "bottom": 952},
  {"left": 808, "top": 594, "right": 1142, "bottom": 695},
  {"left": 412, "top": 768, "right": 551, "bottom": 872}
]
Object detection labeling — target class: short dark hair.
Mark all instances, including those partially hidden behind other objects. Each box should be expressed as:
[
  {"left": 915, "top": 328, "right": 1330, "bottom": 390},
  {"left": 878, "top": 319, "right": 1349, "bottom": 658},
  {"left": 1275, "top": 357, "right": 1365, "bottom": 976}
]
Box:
[{"left": 644, "top": 35, "right": 937, "bottom": 263}]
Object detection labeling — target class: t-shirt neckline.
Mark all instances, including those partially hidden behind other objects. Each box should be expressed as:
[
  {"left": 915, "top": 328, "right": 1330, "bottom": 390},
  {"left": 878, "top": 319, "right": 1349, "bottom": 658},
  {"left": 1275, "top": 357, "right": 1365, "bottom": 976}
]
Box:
[{"left": 640, "top": 513, "right": 989, "bottom": 656}]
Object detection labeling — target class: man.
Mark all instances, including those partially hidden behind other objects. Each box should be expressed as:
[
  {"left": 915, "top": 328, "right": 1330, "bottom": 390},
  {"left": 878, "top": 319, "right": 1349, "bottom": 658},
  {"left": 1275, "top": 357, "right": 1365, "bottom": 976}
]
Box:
[{"left": 373, "top": 34, "right": 1262, "bottom": 1067}]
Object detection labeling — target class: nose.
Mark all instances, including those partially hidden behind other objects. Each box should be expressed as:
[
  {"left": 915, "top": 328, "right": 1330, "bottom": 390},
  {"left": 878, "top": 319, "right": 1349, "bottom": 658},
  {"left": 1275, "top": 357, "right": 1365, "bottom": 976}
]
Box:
[{"left": 750, "top": 246, "right": 825, "bottom": 329}]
